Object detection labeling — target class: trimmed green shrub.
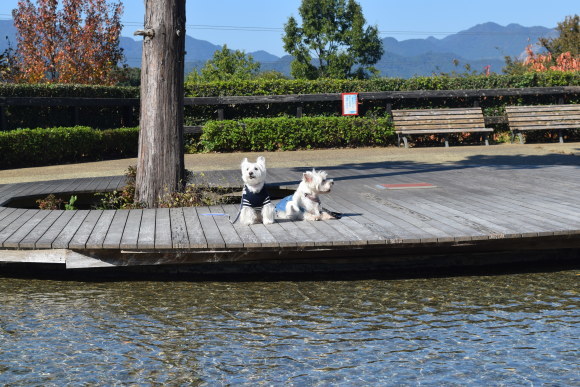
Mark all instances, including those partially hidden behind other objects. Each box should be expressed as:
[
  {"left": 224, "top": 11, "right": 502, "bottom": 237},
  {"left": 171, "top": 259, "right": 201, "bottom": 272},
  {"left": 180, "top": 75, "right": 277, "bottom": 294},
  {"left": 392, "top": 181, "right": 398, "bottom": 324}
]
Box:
[
  {"left": 0, "top": 126, "right": 139, "bottom": 169},
  {"left": 185, "top": 72, "right": 580, "bottom": 97},
  {"left": 0, "top": 83, "right": 139, "bottom": 131},
  {"left": 200, "top": 116, "right": 394, "bottom": 152},
  {"left": 184, "top": 72, "right": 580, "bottom": 125}
]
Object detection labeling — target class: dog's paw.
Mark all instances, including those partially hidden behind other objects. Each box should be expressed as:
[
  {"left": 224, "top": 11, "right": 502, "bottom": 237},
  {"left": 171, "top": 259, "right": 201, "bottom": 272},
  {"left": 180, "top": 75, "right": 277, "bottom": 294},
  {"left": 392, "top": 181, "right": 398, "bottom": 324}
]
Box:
[{"left": 262, "top": 218, "right": 275, "bottom": 225}]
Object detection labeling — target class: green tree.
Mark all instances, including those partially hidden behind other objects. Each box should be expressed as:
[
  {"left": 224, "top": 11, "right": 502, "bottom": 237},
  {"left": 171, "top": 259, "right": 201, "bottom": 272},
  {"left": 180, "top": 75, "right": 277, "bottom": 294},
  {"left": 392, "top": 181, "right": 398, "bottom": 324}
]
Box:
[
  {"left": 282, "top": 0, "right": 383, "bottom": 79},
  {"left": 539, "top": 14, "right": 579, "bottom": 56},
  {"left": 186, "top": 44, "right": 260, "bottom": 82}
]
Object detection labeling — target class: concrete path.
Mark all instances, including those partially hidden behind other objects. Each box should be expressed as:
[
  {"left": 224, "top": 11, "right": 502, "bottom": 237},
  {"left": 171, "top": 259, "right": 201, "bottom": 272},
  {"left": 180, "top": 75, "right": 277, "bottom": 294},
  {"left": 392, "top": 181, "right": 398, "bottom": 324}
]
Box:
[{"left": 1, "top": 143, "right": 579, "bottom": 184}]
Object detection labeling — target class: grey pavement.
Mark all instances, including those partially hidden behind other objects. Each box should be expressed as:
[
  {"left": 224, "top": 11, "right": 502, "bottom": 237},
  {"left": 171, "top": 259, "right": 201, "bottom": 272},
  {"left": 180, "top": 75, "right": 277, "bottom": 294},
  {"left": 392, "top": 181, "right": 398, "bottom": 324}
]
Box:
[{"left": 1, "top": 142, "right": 578, "bottom": 184}]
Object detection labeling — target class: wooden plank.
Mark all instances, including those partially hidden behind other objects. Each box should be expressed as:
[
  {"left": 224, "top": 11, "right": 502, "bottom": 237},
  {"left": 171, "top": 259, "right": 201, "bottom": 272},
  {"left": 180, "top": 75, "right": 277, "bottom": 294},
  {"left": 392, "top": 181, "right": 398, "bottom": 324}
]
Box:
[
  {"left": 506, "top": 104, "right": 579, "bottom": 113},
  {"left": 182, "top": 207, "right": 208, "bottom": 248},
  {"left": 137, "top": 209, "right": 156, "bottom": 249},
  {"left": 327, "top": 167, "right": 447, "bottom": 242},
  {"left": 247, "top": 223, "right": 280, "bottom": 248},
  {"left": 276, "top": 219, "right": 317, "bottom": 247},
  {"left": 446, "top": 167, "right": 580, "bottom": 230},
  {"left": 35, "top": 210, "right": 77, "bottom": 249},
  {"left": 68, "top": 210, "right": 104, "bottom": 249},
  {"left": 392, "top": 108, "right": 483, "bottom": 116},
  {"left": 254, "top": 221, "right": 298, "bottom": 248},
  {"left": 507, "top": 114, "right": 580, "bottom": 122},
  {"left": 323, "top": 191, "right": 420, "bottom": 242},
  {"left": 74, "top": 177, "right": 99, "bottom": 193},
  {"left": 102, "top": 209, "right": 130, "bottom": 249},
  {"left": 94, "top": 176, "right": 120, "bottom": 192},
  {"left": 154, "top": 208, "right": 173, "bottom": 249},
  {"left": 296, "top": 216, "right": 358, "bottom": 246},
  {"left": 2, "top": 210, "right": 52, "bottom": 248},
  {"left": 208, "top": 205, "right": 244, "bottom": 248},
  {"left": 0, "top": 207, "right": 17, "bottom": 223},
  {"left": 396, "top": 128, "right": 492, "bottom": 134},
  {"left": 18, "top": 211, "right": 65, "bottom": 249},
  {"left": 169, "top": 208, "right": 190, "bottom": 249},
  {"left": 220, "top": 204, "right": 263, "bottom": 248},
  {"left": 422, "top": 171, "right": 547, "bottom": 237},
  {"left": 393, "top": 114, "right": 485, "bottom": 121},
  {"left": 0, "top": 210, "right": 38, "bottom": 245},
  {"left": 196, "top": 207, "right": 226, "bottom": 249},
  {"left": 120, "top": 209, "right": 143, "bottom": 249},
  {"left": 508, "top": 124, "right": 579, "bottom": 131},
  {"left": 84, "top": 210, "right": 116, "bottom": 249},
  {"left": 51, "top": 210, "right": 91, "bottom": 248},
  {"left": 0, "top": 249, "right": 67, "bottom": 264}
]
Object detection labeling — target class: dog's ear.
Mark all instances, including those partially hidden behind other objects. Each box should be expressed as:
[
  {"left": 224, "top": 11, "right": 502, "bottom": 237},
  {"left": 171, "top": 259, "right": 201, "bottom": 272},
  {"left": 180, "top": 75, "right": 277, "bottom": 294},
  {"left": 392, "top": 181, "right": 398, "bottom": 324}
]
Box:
[
  {"left": 303, "top": 171, "right": 313, "bottom": 183},
  {"left": 257, "top": 156, "right": 266, "bottom": 167},
  {"left": 240, "top": 158, "right": 248, "bottom": 168}
]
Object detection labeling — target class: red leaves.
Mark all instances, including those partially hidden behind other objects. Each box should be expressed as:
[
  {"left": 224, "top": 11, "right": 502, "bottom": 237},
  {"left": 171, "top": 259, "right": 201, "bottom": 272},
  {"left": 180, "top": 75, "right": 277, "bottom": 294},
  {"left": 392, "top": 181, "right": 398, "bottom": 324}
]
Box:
[
  {"left": 523, "top": 45, "right": 580, "bottom": 73},
  {"left": 12, "top": 0, "right": 124, "bottom": 85}
]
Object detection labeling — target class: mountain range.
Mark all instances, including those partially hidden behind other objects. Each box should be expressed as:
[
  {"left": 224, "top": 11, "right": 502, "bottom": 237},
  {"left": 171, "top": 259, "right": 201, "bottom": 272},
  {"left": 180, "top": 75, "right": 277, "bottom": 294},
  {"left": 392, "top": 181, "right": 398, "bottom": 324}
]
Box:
[{"left": 0, "top": 20, "right": 556, "bottom": 78}]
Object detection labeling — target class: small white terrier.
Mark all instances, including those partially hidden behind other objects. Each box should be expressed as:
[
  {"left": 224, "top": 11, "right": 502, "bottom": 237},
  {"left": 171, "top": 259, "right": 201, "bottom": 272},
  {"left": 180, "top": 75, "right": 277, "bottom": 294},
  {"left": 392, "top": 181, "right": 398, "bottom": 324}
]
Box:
[
  {"left": 239, "top": 156, "right": 275, "bottom": 225},
  {"left": 276, "top": 169, "right": 336, "bottom": 221}
]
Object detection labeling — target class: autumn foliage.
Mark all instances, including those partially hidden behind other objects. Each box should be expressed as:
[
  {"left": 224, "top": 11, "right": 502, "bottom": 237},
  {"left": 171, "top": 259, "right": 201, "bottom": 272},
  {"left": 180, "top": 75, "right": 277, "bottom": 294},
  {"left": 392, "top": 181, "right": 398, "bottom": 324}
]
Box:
[
  {"left": 12, "top": 0, "right": 124, "bottom": 85},
  {"left": 523, "top": 45, "right": 580, "bottom": 72}
]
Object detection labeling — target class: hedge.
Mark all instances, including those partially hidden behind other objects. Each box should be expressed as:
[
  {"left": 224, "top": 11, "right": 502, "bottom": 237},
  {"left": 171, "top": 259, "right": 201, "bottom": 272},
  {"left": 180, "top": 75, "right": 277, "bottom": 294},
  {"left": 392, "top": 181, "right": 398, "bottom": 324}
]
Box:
[
  {"left": 0, "top": 126, "right": 139, "bottom": 169},
  {"left": 200, "top": 116, "right": 394, "bottom": 152},
  {"left": 183, "top": 72, "right": 580, "bottom": 125},
  {"left": 184, "top": 72, "right": 580, "bottom": 97},
  {"left": 2, "top": 73, "right": 579, "bottom": 129}
]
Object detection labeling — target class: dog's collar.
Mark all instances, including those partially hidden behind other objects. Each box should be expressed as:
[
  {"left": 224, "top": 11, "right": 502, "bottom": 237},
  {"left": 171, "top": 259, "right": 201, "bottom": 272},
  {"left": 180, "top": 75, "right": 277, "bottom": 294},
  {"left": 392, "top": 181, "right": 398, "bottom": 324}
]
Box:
[{"left": 304, "top": 193, "right": 320, "bottom": 203}]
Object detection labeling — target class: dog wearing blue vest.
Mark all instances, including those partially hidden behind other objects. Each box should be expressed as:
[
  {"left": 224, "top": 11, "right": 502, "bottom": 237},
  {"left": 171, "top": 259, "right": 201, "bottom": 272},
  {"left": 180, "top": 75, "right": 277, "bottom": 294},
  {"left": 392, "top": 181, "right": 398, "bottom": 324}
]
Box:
[
  {"left": 276, "top": 169, "right": 336, "bottom": 221},
  {"left": 239, "top": 156, "right": 275, "bottom": 225}
]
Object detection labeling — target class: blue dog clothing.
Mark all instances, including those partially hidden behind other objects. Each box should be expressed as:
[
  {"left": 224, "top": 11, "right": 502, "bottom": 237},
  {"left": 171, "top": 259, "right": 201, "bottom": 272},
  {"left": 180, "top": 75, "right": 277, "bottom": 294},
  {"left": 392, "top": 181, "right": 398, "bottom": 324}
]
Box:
[
  {"left": 275, "top": 195, "right": 294, "bottom": 212},
  {"left": 242, "top": 185, "right": 271, "bottom": 209}
]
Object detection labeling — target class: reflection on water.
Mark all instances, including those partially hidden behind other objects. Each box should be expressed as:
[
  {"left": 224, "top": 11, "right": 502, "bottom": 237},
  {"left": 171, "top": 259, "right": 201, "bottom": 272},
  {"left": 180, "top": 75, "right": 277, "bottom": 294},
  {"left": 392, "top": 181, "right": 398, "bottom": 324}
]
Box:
[{"left": 0, "top": 270, "right": 578, "bottom": 385}]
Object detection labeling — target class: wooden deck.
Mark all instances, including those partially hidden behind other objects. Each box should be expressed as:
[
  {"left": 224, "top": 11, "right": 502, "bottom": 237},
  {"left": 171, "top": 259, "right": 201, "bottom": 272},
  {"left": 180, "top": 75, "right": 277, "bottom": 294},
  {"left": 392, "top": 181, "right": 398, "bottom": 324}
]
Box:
[{"left": 0, "top": 161, "right": 579, "bottom": 273}]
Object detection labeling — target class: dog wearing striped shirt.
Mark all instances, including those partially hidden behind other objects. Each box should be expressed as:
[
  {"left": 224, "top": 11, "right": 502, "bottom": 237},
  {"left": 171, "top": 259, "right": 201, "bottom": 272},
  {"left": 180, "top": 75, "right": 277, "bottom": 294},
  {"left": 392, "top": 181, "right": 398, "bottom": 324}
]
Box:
[{"left": 239, "top": 156, "right": 275, "bottom": 225}]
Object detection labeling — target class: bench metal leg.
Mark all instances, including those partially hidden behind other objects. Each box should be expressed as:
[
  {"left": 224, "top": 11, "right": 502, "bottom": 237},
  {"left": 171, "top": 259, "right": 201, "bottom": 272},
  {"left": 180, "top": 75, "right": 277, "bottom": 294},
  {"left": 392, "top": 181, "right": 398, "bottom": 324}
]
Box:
[
  {"left": 402, "top": 136, "right": 408, "bottom": 148},
  {"left": 558, "top": 129, "right": 564, "bottom": 143},
  {"left": 483, "top": 133, "right": 489, "bottom": 146},
  {"left": 518, "top": 131, "right": 524, "bottom": 144},
  {"left": 443, "top": 135, "right": 449, "bottom": 147}
]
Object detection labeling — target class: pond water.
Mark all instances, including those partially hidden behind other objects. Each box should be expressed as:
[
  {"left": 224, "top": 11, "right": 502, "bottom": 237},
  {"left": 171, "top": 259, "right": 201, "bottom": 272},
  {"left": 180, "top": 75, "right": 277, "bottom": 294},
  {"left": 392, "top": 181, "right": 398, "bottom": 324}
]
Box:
[{"left": 0, "top": 269, "right": 578, "bottom": 385}]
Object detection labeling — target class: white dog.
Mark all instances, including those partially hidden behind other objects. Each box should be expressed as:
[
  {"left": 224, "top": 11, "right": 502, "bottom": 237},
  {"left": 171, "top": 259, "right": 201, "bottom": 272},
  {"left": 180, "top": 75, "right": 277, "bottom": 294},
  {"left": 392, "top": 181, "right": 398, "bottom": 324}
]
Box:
[
  {"left": 239, "top": 156, "right": 275, "bottom": 225},
  {"left": 276, "top": 169, "right": 336, "bottom": 221}
]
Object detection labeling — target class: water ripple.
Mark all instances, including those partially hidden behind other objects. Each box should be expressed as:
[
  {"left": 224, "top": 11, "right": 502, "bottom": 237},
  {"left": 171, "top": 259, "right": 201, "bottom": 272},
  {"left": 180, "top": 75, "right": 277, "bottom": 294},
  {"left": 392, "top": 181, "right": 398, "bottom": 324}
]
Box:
[{"left": 0, "top": 270, "right": 578, "bottom": 385}]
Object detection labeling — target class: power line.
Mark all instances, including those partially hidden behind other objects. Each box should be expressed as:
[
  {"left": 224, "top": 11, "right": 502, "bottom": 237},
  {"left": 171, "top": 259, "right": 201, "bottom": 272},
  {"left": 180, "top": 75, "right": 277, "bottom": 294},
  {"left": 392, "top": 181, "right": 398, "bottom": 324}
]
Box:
[{"left": 0, "top": 15, "right": 551, "bottom": 37}]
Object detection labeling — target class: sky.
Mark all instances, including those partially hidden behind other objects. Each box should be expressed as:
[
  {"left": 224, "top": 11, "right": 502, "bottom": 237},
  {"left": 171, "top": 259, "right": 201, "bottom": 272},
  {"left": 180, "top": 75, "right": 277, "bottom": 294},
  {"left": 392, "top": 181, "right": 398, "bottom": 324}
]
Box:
[{"left": 0, "top": 0, "right": 578, "bottom": 57}]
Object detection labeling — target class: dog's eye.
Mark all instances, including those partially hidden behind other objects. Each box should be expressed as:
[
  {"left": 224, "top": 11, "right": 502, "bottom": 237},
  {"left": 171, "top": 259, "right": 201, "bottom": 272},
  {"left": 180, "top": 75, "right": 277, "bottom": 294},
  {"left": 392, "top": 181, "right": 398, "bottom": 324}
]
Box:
[{"left": 254, "top": 167, "right": 258, "bottom": 171}]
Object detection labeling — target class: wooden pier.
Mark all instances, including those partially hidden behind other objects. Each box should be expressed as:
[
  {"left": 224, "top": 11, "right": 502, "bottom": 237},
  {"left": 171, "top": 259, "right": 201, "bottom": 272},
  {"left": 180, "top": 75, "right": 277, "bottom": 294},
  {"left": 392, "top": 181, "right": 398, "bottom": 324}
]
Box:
[{"left": 0, "top": 160, "right": 579, "bottom": 274}]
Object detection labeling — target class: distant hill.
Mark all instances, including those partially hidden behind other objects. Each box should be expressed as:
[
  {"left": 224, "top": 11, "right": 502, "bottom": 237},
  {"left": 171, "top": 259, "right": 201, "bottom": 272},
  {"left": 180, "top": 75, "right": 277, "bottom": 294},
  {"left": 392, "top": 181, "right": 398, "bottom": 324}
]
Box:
[{"left": 1, "top": 20, "right": 556, "bottom": 78}]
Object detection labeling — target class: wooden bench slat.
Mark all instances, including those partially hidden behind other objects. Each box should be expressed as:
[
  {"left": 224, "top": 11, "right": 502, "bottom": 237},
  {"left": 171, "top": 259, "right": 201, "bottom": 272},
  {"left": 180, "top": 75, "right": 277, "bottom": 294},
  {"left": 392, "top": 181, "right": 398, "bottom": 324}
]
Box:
[
  {"left": 392, "top": 108, "right": 483, "bottom": 115},
  {"left": 506, "top": 105, "right": 580, "bottom": 112},
  {"left": 505, "top": 104, "right": 580, "bottom": 144},
  {"left": 391, "top": 107, "right": 490, "bottom": 148},
  {"left": 393, "top": 110, "right": 483, "bottom": 120},
  {"left": 398, "top": 128, "right": 493, "bottom": 134},
  {"left": 395, "top": 123, "right": 488, "bottom": 130},
  {"left": 393, "top": 117, "right": 486, "bottom": 124}
]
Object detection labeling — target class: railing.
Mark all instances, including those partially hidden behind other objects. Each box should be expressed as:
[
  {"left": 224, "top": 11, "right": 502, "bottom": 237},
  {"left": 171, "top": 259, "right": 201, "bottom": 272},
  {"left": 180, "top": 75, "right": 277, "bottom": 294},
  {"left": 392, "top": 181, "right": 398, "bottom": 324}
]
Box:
[{"left": 1, "top": 86, "right": 578, "bottom": 133}]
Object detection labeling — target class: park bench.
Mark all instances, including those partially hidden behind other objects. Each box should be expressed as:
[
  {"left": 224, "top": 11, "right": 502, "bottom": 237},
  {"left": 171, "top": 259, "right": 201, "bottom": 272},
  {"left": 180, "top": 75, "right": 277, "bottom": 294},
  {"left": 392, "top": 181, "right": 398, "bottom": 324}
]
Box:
[
  {"left": 505, "top": 104, "right": 580, "bottom": 144},
  {"left": 391, "top": 107, "right": 492, "bottom": 148}
]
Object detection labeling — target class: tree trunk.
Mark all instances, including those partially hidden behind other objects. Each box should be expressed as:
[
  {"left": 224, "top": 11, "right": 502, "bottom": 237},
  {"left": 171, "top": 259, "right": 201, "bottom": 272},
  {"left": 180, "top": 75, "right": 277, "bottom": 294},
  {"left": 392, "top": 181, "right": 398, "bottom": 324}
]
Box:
[{"left": 135, "top": 0, "right": 186, "bottom": 207}]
